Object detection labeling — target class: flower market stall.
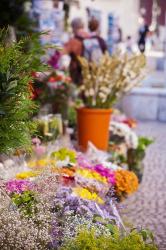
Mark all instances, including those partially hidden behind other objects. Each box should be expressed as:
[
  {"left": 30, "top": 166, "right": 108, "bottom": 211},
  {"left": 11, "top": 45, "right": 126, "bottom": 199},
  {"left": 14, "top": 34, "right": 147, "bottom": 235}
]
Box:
[
  {"left": 0, "top": 31, "right": 157, "bottom": 249},
  {"left": 0, "top": 145, "right": 157, "bottom": 249}
]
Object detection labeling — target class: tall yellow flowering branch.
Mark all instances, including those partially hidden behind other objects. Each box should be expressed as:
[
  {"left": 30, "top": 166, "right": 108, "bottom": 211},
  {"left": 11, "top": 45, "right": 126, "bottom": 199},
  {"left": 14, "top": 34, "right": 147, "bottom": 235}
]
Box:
[{"left": 79, "top": 52, "right": 146, "bottom": 108}]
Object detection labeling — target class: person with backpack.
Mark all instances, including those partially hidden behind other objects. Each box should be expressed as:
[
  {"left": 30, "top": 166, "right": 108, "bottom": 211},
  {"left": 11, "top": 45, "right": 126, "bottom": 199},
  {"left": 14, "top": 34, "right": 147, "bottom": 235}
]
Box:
[
  {"left": 63, "top": 17, "right": 107, "bottom": 85},
  {"left": 85, "top": 18, "right": 108, "bottom": 63},
  {"left": 63, "top": 17, "right": 89, "bottom": 85}
]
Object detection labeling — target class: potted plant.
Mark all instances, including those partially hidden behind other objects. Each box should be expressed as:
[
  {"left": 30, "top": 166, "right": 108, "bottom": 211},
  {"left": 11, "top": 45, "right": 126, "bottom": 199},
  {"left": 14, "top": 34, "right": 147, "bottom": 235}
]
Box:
[
  {"left": 47, "top": 71, "right": 73, "bottom": 120},
  {"left": 77, "top": 52, "right": 146, "bottom": 151},
  {"left": 127, "top": 136, "right": 153, "bottom": 182}
]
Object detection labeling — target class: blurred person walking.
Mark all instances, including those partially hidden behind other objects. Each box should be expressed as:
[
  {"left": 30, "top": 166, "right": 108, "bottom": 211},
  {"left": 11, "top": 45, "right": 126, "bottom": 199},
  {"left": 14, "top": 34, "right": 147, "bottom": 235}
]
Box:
[
  {"left": 83, "top": 18, "right": 107, "bottom": 62},
  {"left": 63, "top": 18, "right": 107, "bottom": 84},
  {"left": 63, "top": 17, "right": 89, "bottom": 85},
  {"left": 138, "top": 17, "right": 149, "bottom": 53},
  {"left": 126, "top": 36, "right": 134, "bottom": 54}
]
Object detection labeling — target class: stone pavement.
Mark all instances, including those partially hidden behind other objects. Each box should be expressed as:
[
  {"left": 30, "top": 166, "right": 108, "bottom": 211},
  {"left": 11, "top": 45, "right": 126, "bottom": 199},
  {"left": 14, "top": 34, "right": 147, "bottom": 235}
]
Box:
[{"left": 122, "top": 122, "right": 166, "bottom": 250}]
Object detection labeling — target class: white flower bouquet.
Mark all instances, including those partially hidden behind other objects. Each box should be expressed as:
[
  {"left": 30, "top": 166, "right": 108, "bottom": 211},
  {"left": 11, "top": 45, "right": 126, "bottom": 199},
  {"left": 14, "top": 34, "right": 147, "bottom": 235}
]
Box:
[
  {"left": 110, "top": 121, "right": 138, "bottom": 149},
  {"left": 79, "top": 52, "right": 146, "bottom": 108}
]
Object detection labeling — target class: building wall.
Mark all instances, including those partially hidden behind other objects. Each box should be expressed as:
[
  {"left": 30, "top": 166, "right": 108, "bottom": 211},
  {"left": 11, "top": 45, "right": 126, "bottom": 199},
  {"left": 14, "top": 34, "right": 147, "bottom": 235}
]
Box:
[
  {"left": 70, "top": 0, "right": 140, "bottom": 40},
  {"left": 32, "top": 0, "right": 141, "bottom": 41},
  {"left": 140, "top": 0, "right": 166, "bottom": 26},
  {"left": 32, "top": 0, "right": 53, "bottom": 9}
]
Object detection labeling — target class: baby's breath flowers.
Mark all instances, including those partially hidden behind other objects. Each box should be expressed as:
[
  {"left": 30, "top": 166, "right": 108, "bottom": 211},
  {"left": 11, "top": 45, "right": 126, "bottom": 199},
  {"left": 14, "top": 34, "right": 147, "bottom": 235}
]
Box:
[
  {"left": 79, "top": 52, "right": 146, "bottom": 108},
  {"left": 0, "top": 189, "right": 52, "bottom": 250}
]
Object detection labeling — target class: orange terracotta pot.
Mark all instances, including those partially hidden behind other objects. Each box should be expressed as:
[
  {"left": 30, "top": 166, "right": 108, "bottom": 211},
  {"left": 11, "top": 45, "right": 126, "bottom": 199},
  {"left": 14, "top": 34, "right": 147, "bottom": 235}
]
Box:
[{"left": 77, "top": 108, "right": 112, "bottom": 151}]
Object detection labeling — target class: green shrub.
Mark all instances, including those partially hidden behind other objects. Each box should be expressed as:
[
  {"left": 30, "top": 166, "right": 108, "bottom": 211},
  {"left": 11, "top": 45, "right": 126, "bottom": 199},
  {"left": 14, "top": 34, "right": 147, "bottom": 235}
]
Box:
[
  {"left": 127, "top": 137, "right": 154, "bottom": 180},
  {"left": 68, "top": 106, "right": 77, "bottom": 128},
  {"left": 0, "top": 30, "right": 47, "bottom": 154},
  {"left": 61, "top": 227, "right": 158, "bottom": 250},
  {"left": 12, "top": 190, "right": 37, "bottom": 217}
]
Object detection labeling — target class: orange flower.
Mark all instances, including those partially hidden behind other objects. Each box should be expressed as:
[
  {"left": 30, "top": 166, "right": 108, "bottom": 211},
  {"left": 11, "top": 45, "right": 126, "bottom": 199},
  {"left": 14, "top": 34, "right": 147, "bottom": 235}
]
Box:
[
  {"left": 115, "top": 169, "right": 138, "bottom": 197},
  {"left": 60, "top": 167, "right": 76, "bottom": 177}
]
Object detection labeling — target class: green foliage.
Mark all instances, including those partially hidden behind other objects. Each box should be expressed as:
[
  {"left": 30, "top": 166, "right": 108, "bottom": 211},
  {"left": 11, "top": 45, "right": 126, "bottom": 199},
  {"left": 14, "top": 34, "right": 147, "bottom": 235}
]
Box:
[
  {"left": 136, "top": 137, "right": 154, "bottom": 155},
  {"left": 127, "top": 137, "right": 153, "bottom": 180},
  {"left": 109, "top": 136, "right": 153, "bottom": 182},
  {"left": 12, "top": 190, "right": 37, "bottom": 217},
  {"left": 51, "top": 83, "right": 71, "bottom": 120},
  {"left": 0, "top": 0, "right": 35, "bottom": 37},
  {"left": 34, "top": 117, "right": 62, "bottom": 142},
  {"left": 61, "top": 226, "right": 158, "bottom": 250},
  {"left": 0, "top": 30, "right": 47, "bottom": 154},
  {"left": 0, "top": 0, "right": 29, "bottom": 26},
  {"left": 51, "top": 148, "right": 77, "bottom": 165},
  {"left": 68, "top": 99, "right": 84, "bottom": 128},
  {"left": 68, "top": 106, "right": 77, "bottom": 128},
  {"left": 47, "top": 74, "right": 75, "bottom": 120}
]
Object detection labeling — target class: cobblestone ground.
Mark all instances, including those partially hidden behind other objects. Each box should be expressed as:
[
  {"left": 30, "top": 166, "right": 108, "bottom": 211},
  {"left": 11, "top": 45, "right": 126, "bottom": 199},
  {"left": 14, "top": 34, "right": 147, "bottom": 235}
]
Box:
[{"left": 122, "top": 122, "right": 166, "bottom": 250}]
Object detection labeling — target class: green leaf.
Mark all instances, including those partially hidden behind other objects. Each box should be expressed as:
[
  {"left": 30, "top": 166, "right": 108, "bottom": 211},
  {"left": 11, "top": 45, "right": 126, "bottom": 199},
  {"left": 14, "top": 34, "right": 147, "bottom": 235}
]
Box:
[
  {"left": 6, "top": 70, "right": 11, "bottom": 81},
  {"left": 107, "top": 224, "right": 116, "bottom": 234},
  {"left": 140, "top": 229, "right": 148, "bottom": 241},
  {"left": 1, "top": 81, "right": 6, "bottom": 90},
  {"left": 6, "top": 80, "right": 18, "bottom": 91}
]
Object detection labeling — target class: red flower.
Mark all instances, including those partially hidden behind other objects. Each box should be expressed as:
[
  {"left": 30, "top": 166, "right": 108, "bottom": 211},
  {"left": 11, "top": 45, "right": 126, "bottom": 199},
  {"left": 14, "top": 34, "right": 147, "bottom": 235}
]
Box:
[
  {"left": 55, "top": 75, "right": 63, "bottom": 81},
  {"left": 62, "top": 176, "right": 75, "bottom": 186},
  {"left": 65, "top": 76, "right": 72, "bottom": 83},
  {"left": 36, "top": 88, "right": 43, "bottom": 95},
  {"left": 48, "top": 76, "right": 56, "bottom": 82},
  {"left": 31, "top": 71, "right": 38, "bottom": 78},
  {"left": 49, "top": 75, "right": 63, "bottom": 82},
  {"left": 123, "top": 119, "right": 137, "bottom": 128}
]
